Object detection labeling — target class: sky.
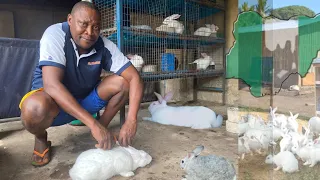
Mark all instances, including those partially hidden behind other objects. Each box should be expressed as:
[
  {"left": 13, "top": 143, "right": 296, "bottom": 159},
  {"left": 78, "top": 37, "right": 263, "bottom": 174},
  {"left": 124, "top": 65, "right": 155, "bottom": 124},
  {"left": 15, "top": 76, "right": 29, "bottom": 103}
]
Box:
[{"left": 239, "top": 0, "right": 320, "bottom": 14}]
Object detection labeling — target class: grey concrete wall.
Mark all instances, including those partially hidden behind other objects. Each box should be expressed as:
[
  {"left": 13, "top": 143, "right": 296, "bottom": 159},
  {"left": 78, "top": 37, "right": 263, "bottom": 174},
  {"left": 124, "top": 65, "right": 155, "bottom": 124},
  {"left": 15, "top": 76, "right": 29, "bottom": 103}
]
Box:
[
  {"left": 0, "top": 11, "right": 15, "bottom": 38},
  {"left": 0, "top": 4, "right": 70, "bottom": 40}
]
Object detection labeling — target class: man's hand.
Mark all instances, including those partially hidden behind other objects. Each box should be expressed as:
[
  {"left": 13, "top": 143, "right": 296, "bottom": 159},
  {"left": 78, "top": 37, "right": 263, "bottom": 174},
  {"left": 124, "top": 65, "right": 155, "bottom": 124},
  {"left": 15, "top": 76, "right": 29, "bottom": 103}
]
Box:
[
  {"left": 118, "top": 119, "right": 137, "bottom": 147},
  {"left": 91, "top": 121, "right": 114, "bottom": 150}
]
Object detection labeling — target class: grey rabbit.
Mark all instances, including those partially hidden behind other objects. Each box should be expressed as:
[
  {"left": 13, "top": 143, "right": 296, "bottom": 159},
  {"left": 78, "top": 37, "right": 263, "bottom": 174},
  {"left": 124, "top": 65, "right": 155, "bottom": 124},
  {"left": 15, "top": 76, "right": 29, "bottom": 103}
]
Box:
[{"left": 180, "top": 145, "right": 237, "bottom": 180}]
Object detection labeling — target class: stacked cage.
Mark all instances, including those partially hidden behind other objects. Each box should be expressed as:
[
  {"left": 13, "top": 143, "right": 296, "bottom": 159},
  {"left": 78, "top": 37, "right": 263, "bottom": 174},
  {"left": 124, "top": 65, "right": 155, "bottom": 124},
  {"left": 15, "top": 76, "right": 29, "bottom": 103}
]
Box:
[{"left": 95, "top": 0, "right": 226, "bottom": 102}]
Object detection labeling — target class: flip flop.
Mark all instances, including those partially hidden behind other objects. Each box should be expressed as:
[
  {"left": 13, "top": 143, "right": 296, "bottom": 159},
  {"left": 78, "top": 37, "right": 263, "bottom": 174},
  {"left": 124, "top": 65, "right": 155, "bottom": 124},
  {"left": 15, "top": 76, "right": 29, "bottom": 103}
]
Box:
[{"left": 31, "top": 141, "right": 52, "bottom": 167}]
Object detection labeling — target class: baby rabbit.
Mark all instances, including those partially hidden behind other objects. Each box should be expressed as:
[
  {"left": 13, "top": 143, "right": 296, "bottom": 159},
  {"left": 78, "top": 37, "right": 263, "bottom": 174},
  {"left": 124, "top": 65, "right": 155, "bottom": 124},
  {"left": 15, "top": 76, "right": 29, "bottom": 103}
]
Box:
[
  {"left": 162, "top": 14, "right": 185, "bottom": 34},
  {"left": 180, "top": 145, "right": 236, "bottom": 180},
  {"left": 69, "top": 142, "right": 152, "bottom": 180},
  {"left": 265, "top": 151, "right": 299, "bottom": 173},
  {"left": 144, "top": 91, "right": 223, "bottom": 129}
]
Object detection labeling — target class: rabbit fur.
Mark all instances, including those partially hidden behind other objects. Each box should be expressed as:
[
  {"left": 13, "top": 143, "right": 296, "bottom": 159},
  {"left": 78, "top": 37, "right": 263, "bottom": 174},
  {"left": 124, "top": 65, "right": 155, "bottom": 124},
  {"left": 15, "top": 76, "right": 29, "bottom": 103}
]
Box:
[
  {"left": 126, "top": 54, "right": 144, "bottom": 71},
  {"left": 308, "top": 116, "right": 320, "bottom": 136},
  {"left": 189, "top": 53, "right": 215, "bottom": 70},
  {"left": 238, "top": 136, "right": 253, "bottom": 160},
  {"left": 144, "top": 91, "right": 223, "bottom": 129},
  {"left": 155, "top": 24, "right": 175, "bottom": 33},
  {"left": 163, "top": 14, "right": 184, "bottom": 34},
  {"left": 180, "top": 145, "right": 236, "bottom": 180},
  {"left": 194, "top": 24, "right": 219, "bottom": 36},
  {"left": 265, "top": 151, "right": 299, "bottom": 173},
  {"left": 69, "top": 143, "right": 152, "bottom": 180}
]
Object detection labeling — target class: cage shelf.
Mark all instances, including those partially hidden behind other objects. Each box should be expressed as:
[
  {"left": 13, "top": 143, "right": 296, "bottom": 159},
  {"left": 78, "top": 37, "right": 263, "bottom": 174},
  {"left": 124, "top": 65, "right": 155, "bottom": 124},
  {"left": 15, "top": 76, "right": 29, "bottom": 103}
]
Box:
[
  {"left": 94, "top": 0, "right": 224, "bottom": 21},
  {"left": 102, "top": 27, "right": 225, "bottom": 47},
  {"left": 140, "top": 69, "right": 224, "bottom": 82}
]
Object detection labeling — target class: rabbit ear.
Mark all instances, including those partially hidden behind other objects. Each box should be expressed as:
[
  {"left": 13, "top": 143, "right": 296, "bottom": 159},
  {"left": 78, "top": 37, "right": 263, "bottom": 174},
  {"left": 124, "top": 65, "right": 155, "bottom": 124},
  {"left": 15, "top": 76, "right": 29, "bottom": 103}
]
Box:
[
  {"left": 273, "top": 107, "right": 278, "bottom": 113},
  {"left": 167, "top": 14, "right": 181, "bottom": 20},
  {"left": 205, "top": 24, "right": 211, "bottom": 28},
  {"left": 289, "top": 111, "right": 293, "bottom": 117},
  {"left": 163, "top": 91, "right": 173, "bottom": 102},
  {"left": 192, "top": 145, "right": 204, "bottom": 156},
  {"left": 293, "top": 113, "right": 299, "bottom": 119},
  {"left": 126, "top": 54, "right": 134, "bottom": 59},
  {"left": 154, "top": 92, "right": 163, "bottom": 103}
]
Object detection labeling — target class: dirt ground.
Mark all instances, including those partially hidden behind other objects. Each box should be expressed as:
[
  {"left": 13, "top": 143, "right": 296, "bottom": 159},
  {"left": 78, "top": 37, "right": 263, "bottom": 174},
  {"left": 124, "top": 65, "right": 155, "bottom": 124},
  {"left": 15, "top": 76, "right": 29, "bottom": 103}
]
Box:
[
  {"left": 0, "top": 104, "right": 238, "bottom": 180},
  {"left": 0, "top": 87, "right": 318, "bottom": 180}
]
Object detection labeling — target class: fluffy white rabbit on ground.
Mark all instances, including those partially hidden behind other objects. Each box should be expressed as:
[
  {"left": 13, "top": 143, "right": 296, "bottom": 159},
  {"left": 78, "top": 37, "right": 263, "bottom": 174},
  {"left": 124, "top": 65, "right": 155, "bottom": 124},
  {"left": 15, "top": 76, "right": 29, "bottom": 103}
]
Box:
[
  {"left": 180, "top": 145, "right": 236, "bottom": 180},
  {"left": 69, "top": 140, "right": 152, "bottom": 180},
  {"left": 143, "top": 91, "right": 223, "bottom": 129},
  {"left": 162, "top": 14, "right": 185, "bottom": 34},
  {"left": 265, "top": 151, "right": 299, "bottom": 173}
]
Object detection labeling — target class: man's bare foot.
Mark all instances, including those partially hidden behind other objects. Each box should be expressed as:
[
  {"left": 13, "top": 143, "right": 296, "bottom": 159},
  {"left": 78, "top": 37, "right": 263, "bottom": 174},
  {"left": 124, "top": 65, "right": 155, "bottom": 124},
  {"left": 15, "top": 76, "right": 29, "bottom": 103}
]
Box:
[{"left": 32, "top": 131, "right": 51, "bottom": 166}]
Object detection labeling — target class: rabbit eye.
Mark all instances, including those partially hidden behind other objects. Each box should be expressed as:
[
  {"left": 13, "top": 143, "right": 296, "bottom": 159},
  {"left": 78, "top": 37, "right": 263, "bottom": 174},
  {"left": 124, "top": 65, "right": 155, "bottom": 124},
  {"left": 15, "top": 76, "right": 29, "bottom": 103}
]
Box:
[{"left": 182, "top": 160, "right": 184, "bottom": 163}]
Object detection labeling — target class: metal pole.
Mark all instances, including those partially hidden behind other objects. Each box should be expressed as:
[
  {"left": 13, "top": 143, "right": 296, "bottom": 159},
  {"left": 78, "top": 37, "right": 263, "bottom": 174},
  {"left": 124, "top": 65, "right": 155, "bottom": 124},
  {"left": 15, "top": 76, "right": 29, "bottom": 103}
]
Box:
[
  {"left": 116, "top": 0, "right": 126, "bottom": 127},
  {"left": 222, "top": 0, "right": 227, "bottom": 105}
]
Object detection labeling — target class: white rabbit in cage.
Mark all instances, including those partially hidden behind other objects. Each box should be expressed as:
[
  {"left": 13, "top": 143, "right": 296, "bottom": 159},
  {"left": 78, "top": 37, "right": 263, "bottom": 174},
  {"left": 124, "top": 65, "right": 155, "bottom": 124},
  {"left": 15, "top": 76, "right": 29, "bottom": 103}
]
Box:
[
  {"left": 126, "top": 54, "right": 144, "bottom": 72},
  {"left": 162, "top": 14, "right": 185, "bottom": 34},
  {"left": 194, "top": 24, "right": 219, "bottom": 36},
  {"left": 189, "top": 53, "right": 215, "bottom": 70},
  {"left": 155, "top": 24, "right": 176, "bottom": 33}
]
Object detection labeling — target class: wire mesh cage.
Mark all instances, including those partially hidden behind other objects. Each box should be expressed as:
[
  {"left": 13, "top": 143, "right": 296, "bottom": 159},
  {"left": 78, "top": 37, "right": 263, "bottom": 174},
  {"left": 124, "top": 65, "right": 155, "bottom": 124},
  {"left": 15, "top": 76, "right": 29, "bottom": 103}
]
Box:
[{"left": 95, "top": 0, "right": 226, "bottom": 102}]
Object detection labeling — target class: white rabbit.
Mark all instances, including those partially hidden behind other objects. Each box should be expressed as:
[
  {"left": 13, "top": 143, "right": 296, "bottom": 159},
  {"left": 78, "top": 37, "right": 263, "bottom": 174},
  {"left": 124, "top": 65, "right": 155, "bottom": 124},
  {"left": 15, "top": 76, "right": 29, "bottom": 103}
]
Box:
[
  {"left": 126, "top": 54, "right": 144, "bottom": 72},
  {"left": 238, "top": 122, "right": 250, "bottom": 136},
  {"left": 69, "top": 143, "right": 152, "bottom": 180},
  {"left": 180, "top": 145, "right": 236, "bottom": 180},
  {"left": 265, "top": 151, "right": 299, "bottom": 173},
  {"left": 189, "top": 53, "right": 215, "bottom": 70},
  {"left": 162, "top": 14, "right": 184, "bottom": 34},
  {"left": 143, "top": 92, "right": 223, "bottom": 129},
  {"left": 308, "top": 116, "right": 320, "bottom": 136},
  {"left": 245, "top": 134, "right": 264, "bottom": 155},
  {"left": 142, "top": 64, "right": 157, "bottom": 73},
  {"left": 280, "top": 133, "right": 293, "bottom": 152},
  {"left": 238, "top": 136, "right": 252, "bottom": 160},
  {"left": 155, "top": 24, "right": 175, "bottom": 33},
  {"left": 287, "top": 112, "right": 299, "bottom": 133},
  {"left": 130, "top": 25, "right": 152, "bottom": 30},
  {"left": 304, "top": 144, "right": 320, "bottom": 167},
  {"left": 291, "top": 140, "right": 312, "bottom": 164},
  {"left": 269, "top": 107, "right": 287, "bottom": 128},
  {"left": 194, "top": 24, "right": 219, "bottom": 36}
]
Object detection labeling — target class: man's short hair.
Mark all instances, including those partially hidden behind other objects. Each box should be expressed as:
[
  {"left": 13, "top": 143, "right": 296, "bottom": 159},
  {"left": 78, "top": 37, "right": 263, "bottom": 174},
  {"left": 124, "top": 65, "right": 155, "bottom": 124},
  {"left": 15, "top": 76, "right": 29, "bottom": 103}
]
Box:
[{"left": 71, "top": 1, "right": 101, "bottom": 16}]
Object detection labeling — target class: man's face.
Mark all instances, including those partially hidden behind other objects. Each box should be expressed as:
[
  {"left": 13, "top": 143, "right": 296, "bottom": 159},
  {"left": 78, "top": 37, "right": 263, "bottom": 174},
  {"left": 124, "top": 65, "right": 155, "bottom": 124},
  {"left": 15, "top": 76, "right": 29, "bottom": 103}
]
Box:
[{"left": 68, "top": 7, "right": 101, "bottom": 51}]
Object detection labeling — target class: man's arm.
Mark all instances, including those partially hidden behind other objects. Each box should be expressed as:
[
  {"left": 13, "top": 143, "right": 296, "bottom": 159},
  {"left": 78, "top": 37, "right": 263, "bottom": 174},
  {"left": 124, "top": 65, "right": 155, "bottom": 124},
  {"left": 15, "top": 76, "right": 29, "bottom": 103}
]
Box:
[
  {"left": 42, "top": 66, "right": 113, "bottom": 149},
  {"left": 42, "top": 66, "right": 96, "bottom": 128},
  {"left": 117, "top": 65, "right": 144, "bottom": 146},
  {"left": 120, "top": 65, "right": 144, "bottom": 122}
]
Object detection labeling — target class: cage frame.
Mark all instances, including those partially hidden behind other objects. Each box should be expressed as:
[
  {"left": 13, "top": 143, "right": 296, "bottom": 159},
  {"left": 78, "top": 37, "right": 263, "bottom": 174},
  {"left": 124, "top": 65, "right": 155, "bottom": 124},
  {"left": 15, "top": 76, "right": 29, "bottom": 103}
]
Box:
[{"left": 93, "top": 0, "right": 227, "bottom": 126}]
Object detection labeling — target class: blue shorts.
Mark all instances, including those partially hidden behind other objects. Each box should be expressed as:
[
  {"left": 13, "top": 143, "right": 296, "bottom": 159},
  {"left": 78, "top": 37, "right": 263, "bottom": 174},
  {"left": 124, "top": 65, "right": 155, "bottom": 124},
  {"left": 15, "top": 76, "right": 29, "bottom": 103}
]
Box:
[{"left": 51, "top": 87, "right": 108, "bottom": 126}]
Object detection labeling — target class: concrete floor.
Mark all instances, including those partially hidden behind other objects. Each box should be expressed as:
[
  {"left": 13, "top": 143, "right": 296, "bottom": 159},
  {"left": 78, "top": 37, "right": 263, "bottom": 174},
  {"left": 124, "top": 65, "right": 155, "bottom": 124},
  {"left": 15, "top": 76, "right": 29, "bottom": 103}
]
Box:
[{"left": 0, "top": 104, "right": 238, "bottom": 180}]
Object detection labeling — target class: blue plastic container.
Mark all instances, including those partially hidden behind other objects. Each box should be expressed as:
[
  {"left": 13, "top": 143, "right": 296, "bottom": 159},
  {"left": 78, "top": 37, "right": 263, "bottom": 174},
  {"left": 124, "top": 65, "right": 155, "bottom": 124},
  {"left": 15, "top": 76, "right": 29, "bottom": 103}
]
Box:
[{"left": 161, "top": 53, "right": 175, "bottom": 72}]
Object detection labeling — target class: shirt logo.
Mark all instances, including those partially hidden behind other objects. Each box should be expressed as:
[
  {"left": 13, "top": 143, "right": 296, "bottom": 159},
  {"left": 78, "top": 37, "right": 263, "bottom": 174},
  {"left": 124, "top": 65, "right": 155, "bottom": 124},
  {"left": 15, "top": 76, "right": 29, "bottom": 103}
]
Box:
[
  {"left": 48, "top": 56, "right": 53, "bottom": 60},
  {"left": 88, "top": 61, "right": 101, "bottom": 65}
]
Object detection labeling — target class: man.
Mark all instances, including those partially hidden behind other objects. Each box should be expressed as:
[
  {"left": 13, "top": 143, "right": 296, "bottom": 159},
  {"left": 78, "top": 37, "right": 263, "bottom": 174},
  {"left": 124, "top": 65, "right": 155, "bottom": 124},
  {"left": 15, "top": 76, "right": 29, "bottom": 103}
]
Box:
[{"left": 19, "top": 1, "right": 143, "bottom": 166}]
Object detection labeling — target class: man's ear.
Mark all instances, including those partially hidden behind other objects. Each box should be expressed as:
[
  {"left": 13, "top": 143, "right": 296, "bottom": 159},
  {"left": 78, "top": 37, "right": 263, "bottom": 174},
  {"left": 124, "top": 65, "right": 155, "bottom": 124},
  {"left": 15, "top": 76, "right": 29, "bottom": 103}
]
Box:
[{"left": 67, "top": 14, "right": 72, "bottom": 26}]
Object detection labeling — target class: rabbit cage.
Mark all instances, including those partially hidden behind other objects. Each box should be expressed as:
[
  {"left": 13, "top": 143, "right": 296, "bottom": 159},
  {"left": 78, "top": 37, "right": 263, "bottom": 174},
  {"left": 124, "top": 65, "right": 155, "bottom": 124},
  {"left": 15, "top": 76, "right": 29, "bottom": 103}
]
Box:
[{"left": 94, "top": 0, "right": 226, "bottom": 103}]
